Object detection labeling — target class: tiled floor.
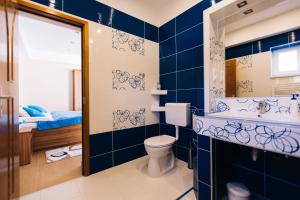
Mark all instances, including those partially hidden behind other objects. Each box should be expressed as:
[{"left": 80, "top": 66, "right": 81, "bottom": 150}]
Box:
[
  {"left": 20, "top": 151, "right": 82, "bottom": 195},
  {"left": 20, "top": 156, "right": 196, "bottom": 200}
]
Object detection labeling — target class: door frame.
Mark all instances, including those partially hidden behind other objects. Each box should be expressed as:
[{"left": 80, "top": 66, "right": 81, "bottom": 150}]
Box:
[{"left": 14, "top": 0, "right": 90, "bottom": 176}]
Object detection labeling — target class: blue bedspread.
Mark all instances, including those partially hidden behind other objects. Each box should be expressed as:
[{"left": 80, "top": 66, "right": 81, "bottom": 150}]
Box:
[{"left": 37, "top": 111, "right": 82, "bottom": 131}]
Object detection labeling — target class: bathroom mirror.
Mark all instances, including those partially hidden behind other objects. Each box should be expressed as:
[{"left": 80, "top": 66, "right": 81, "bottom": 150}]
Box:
[{"left": 223, "top": 0, "right": 300, "bottom": 98}]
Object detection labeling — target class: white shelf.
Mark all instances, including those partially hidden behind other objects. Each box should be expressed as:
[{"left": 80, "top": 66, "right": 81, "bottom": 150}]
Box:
[
  {"left": 151, "top": 90, "right": 168, "bottom": 95},
  {"left": 151, "top": 106, "right": 165, "bottom": 112}
]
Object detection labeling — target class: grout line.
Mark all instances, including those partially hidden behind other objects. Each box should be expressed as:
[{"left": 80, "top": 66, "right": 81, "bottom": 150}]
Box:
[
  {"left": 159, "top": 44, "right": 203, "bottom": 60},
  {"left": 176, "top": 22, "right": 203, "bottom": 36},
  {"left": 175, "top": 17, "right": 178, "bottom": 103},
  {"left": 198, "top": 179, "right": 212, "bottom": 188},
  {"left": 177, "top": 88, "right": 204, "bottom": 91},
  {"left": 160, "top": 66, "right": 204, "bottom": 76},
  {"left": 159, "top": 35, "right": 175, "bottom": 44},
  {"left": 159, "top": 22, "right": 203, "bottom": 44}
]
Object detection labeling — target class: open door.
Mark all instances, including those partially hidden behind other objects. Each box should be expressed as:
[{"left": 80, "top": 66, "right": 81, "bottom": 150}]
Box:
[
  {"left": 225, "top": 59, "right": 237, "bottom": 97},
  {"left": 0, "top": 0, "right": 19, "bottom": 199}
]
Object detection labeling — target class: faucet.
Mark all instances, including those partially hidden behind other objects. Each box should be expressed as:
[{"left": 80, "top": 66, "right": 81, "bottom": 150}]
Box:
[{"left": 257, "top": 101, "right": 266, "bottom": 115}]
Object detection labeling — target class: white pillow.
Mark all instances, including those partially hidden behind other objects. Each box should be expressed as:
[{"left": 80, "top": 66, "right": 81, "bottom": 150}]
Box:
[{"left": 19, "top": 106, "right": 30, "bottom": 117}]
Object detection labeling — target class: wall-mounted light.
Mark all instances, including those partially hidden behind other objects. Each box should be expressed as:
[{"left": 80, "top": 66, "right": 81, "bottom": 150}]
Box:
[
  {"left": 237, "top": 1, "right": 248, "bottom": 8},
  {"left": 89, "top": 40, "right": 94, "bottom": 44},
  {"left": 97, "top": 29, "right": 102, "bottom": 33},
  {"left": 243, "top": 9, "right": 253, "bottom": 15}
]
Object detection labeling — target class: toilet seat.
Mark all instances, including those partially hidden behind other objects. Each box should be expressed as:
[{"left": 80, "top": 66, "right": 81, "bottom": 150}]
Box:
[{"left": 144, "top": 135, "right": 175, "bottom": 148}]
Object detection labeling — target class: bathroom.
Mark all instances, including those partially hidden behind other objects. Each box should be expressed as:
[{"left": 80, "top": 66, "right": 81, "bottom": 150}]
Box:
[{"left": 1, "top": 0, "right": 300, "bottom": 200}]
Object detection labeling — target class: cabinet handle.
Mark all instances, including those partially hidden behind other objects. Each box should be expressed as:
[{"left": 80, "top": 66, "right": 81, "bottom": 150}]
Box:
[
  {"left": 10, "top": 98, "right": 15, "bottom": 194},
  {"left": 4, "top": 0, "right": 10, "bottom": 82},
  {"left": 10, "top": 10, "right": 17, "bottom": 82}
]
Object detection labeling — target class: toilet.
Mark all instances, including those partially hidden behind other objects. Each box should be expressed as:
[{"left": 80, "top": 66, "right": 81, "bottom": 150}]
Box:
[{"left": 144, "top": 103, "right": 190, "bottom": 177}]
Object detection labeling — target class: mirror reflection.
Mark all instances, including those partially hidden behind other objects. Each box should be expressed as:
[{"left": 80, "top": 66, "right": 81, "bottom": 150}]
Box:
[{"left": 223, "top": 0, "right": 300, "bottom": 97}]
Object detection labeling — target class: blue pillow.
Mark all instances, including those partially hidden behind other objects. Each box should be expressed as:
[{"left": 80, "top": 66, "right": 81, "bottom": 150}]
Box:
[
  {"left": 28, "top": 105, "right": 47, "bottom": 113},
  {"left": 23, "top": 107, "right": 45, "bottom": 117}
]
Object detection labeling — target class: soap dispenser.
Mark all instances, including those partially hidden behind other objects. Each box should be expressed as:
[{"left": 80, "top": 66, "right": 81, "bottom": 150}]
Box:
[{"left": 291, "top": 93, "right": 299, "bottom": 117}]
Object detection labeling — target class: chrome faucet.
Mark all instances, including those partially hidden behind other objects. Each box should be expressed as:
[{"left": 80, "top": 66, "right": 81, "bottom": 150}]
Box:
[{"left": 257, "top": 101, "right": 266, "bottom": 114}]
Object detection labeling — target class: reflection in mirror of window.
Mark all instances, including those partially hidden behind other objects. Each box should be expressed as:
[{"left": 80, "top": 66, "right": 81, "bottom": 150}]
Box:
[{"left": 271, "top": 42, "right": 300, "bottom": 77}]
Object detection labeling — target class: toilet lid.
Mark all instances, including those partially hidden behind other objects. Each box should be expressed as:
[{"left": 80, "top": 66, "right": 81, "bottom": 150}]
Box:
[{"left": 144, "top": 135, "right": 175, "bottom": 147}]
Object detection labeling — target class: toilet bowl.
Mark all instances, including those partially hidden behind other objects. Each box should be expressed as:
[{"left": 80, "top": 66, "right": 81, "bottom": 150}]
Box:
[
  {"left": 144, "top": 135, "right": 176, "bottom": 177},
  {"left": 144, "top": 103, "right": 191, "bottom": 177}
]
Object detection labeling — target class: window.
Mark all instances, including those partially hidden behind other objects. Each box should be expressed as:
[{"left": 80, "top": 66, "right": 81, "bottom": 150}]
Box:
[{"left": 271, "top": 42, "right": 300, "bottom": 77}]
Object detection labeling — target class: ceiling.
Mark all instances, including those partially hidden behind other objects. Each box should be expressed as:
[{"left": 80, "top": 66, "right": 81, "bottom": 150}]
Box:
[
  {"left": 97, "top": 0, "right": 202, "bottom": 26},
  {"left": 19, "top": 12, "right": 82, "bottom": 66}
]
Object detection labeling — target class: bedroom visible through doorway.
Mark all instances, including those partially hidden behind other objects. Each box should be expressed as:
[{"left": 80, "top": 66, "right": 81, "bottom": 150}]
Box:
[{"left": 18, "top": 11, "right": 83, "bottom": 196}]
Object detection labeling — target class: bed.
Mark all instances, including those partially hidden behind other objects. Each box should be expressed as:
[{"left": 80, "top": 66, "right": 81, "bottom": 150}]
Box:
[{"left": 19, "top": 111, "right": 82, "bottom": 152}]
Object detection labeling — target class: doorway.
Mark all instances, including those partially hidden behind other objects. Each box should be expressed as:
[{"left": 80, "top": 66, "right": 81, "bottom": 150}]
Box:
[{"left": 16, "top": 1, "right": 90, "bottom": 196}]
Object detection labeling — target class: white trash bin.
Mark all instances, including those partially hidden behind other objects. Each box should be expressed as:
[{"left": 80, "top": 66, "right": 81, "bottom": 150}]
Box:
[{"left": 227, "top": 182, "right": 250, "bottom": 200}]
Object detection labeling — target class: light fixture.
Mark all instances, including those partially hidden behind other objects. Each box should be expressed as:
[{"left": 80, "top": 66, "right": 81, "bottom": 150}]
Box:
[
  {"left": 97, "top": 29, "right": 102, "bottom": 33},
  {"left": 243, "top": 9, "right": 253, "bottom": 15},
  {"left": 237, "top": 1, "right": 248, "bottom": 8},
  {"left": 89, "top": 40, "right": 94, "bottom": 44}
]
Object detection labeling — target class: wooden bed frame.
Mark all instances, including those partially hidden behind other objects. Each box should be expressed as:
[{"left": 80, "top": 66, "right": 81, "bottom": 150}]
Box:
[{"left": 31, "top": 124, "right": 82, "bottom": 151}]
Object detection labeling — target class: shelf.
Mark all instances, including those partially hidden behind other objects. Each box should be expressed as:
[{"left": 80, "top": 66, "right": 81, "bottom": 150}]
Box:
[
  {"left": 151, "top": 106, "right": 165, "bottom": 112},
  {"left": 151, "top": 90, "right": 168, "bottom": 95}
]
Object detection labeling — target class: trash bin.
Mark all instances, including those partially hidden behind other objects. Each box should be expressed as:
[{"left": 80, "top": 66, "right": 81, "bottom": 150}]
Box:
[{"left": 227, "top": 182, "right": 250, "bottom": 200}]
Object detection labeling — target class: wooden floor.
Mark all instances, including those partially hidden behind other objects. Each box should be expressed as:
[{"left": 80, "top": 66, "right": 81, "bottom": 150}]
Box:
[{"left": 20, "top": 151, "right": 82, "bottom": 196}]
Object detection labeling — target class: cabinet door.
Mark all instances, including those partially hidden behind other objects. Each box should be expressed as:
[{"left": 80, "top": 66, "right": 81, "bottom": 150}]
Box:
[
  {"left": 7, "top": 0, "right": 19, "bottom": 198},
  {"left": 0, "top": 97, "right": 10, "bottom": 200}
]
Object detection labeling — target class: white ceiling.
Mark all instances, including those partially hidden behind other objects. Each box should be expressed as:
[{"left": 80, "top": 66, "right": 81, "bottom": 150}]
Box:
[
  {"left": 19, "top": 12, "right": 82, "bottom": 66},
  {"left": 97, "top": 0, "right": 202, "bottom": 26}
]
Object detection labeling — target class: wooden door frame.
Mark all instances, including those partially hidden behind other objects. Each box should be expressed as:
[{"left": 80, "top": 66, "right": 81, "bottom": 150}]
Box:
[{"left": 14, "top": 0, "right": 90, "bottom": 176}]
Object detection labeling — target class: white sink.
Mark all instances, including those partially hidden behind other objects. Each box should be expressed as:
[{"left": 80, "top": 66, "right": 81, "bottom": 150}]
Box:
[{"left": 208, "top": 111, "right": 300, "bottom": 126}]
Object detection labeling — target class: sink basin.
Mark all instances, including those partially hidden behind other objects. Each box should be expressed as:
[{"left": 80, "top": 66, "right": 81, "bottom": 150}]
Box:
[{"left": 208, "top": 111, "right": 300, "bottom": 126}]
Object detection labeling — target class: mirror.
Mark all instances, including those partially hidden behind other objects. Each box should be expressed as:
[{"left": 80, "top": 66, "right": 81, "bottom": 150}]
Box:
[{"left": 223, "top": 0, "right": 300, "bottom": 97}]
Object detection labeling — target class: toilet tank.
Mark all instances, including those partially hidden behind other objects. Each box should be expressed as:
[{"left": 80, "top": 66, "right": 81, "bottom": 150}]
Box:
[{"left": 165, "top": 103, "right": 191, "bottom": 127}]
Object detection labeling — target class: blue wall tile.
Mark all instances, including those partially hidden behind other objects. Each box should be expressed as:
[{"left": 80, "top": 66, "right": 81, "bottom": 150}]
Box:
[
  {"left": 176, "top": 24, "right": 203, "bottom": 52},
  {"left": 177, "top": 46, "right": 203, "bottom": 71},
  {"left": 160, "top": 73, "right": 176, "bottom": 90},
  {"left": 145, "top": 124, "right": 159, "bottom": 139},
  {"left": 113, "top": 126, "right": 145, "bottom": 150},
  {"left": 64, "top": 0, "right": 112, "bottom": 26},
  {"left": 265, "top": 177, "right": 300, "bottom": 200},
  {"left": 160, "top": 123, "right": 175, "bottom": 137},
  {"left": 177, "top": 89, "right": 204, "bottom": 110},
  {"left": 226, "top": 144, "right": 265, "bottom": 172},
  {"left": 90, "top": 132, "right": 112, "bottom": 157},
  {"left": 176, "top": 0, "right": 210, "bottom": 34},
  {"left": 160, "top": 37, "right": 176, "bottom": 58},
  {"left": 160, "top": 55, "right": 176, "bottom": 74},
  {"left": 112, "top": 9, "right": 144, "bottom": 38},
  {"left": 177, "top": 145, "right": 189, "bottom": 162},
  {"left": 226, "top": 42, "right": 253, "bottom": 60},
  {"left": 197, "top": 134, "right": 210, "bottom": 151},
  {"left": 159, "top": 19, "right": 175, "bottom": 42},
  {"left": 295, "top": 29, "right": 300, "bottom": 41},
  {"left": 145, "top": 22, "right": 158, "bottom": 42},
  {"left": 198, "top": 149, "right": 211, "bottom": 185},
  {"left": 265, "top": 152, "right": 300, "bottom": 186},
  {"left": 177, "top": 67, "right": 204, "bottom": 89},
  {"left": 32, "top": 0, "right": 63, "bottom": 10},
  {"left": 229, "top": 165, "right": 265, "bottom": 194},
  {"left": 90, "top": 153, "right": 113, "bottom": 174},
  {"left": 160, "top": 91, "right": 176, "bottom": 107},
  {"left": 260, "top": 33, "right": 289, "bottom": 52},
  {"left": 226, "top": 29, "right": 298, "bottom": 58},
  {"left": 197, "top": 182, "right": 211, "bottom": 200},
  {"left": 114, "top": 144, "right": 146, "bottom": 166},
  {"left": 177, "top": 128, "right": 194, "bottom": 148}
]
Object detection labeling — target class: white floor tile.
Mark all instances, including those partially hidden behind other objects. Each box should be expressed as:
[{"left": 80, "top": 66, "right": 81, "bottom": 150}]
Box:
[{"left": 21, "top": 156, "right": 195, "bottom": 200}]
